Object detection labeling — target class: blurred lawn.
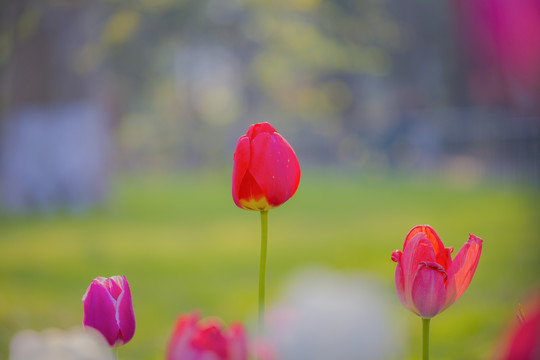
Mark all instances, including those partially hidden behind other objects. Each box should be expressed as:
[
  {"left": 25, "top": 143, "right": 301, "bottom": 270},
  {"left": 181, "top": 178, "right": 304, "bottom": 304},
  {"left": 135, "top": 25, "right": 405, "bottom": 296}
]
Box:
[{"left": 0, "top": 169, "right": 539, "bottom": 359}]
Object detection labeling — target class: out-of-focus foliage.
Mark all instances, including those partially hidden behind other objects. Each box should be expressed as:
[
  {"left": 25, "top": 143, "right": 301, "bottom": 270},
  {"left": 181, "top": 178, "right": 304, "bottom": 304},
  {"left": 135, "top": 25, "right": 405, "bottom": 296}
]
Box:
[{"left": 3, "top": 0, "right": 537, "bottom": 179}]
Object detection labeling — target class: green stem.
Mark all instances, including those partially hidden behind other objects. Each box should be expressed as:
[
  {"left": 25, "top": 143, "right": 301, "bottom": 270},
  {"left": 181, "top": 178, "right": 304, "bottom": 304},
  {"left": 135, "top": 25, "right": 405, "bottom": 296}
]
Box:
[
  {"left": 422, "top": 318, "right": 430, "bottom": 360},
  {"left": 258, "top": 210, "right": 268, "bottom": 334},
  {"left": 115, "top": 347, "right": 119, "bottom": 360}
]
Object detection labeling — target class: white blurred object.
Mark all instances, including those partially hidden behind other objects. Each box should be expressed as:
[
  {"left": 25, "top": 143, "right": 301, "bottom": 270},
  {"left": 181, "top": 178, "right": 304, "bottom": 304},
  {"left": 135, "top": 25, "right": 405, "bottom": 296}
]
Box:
[
  {"left": 263, "top": 267, "right": 405, "bottom": 360},
  {"left": 9, "top": 326, "right": 115, "bottom": 360}
]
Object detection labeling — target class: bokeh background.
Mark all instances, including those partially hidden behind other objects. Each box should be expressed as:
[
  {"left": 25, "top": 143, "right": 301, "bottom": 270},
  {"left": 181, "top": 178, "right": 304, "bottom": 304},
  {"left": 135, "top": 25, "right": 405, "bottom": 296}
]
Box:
[{"left": 1, "top": 0, "right": 539, "bottom": 359}]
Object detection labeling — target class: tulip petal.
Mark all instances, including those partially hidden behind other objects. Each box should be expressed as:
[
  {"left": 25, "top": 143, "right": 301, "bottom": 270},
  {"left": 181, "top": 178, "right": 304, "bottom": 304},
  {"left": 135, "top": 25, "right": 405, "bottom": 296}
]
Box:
[
  {"left": 232, "top": 136, "right": 251, "bottom": 208},
  {"left": 444, "top": 234, "right": 483, "bottom": 310},
  {"left": 400, "top": 234, "right": 437, "bottom": 314},
  {"left": 412, "top": 261, "right": 447, "bottom": 319},
  {"left": 117, "top": 275, "right": 136, "bottom": 345},
  {"left": 249, "top": 132, "right": 301, "bottom": 208},
  {"left": 274, "top": 133, "right": 301, "bottom": 200},
  {"left": 228, "top": 323, "right": 248, "bottom": 360},
  {"left": 83, "top": 280, "right": 120, "bottom": 346},
  {"left": 246, "top": 122, "right": 276, "bottom": 140},
  {"left": 438, "top": 247, "right": 454, "bottom": 272},
  {"left": 392, "top": 250, "right": 408, "bottom": 309},
  {"left": 404, "top": 225, "right": 444, "bottom": 258},
  {"left": 106, "top": 276, "right": 123, "bottom": 299},
  {"left": 405, "top": 225, "right": 454, "bottom": 271},
  {"left": 238, "top": 171, "right": 268, "bottom": 210},
  {"left": 411, "top": 261, "right": 448, "bottom": 318},
  {"left": 167, "top": 313, "right": 199, "bottom": 360},
  {"left": 191, "top": 323, "right": 228, "bottom": 359}
]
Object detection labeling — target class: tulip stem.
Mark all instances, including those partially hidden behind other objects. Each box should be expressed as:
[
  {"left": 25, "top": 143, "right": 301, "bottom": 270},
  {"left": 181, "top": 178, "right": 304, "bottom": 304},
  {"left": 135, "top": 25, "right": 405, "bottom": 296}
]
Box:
[
  {"left": 258, "top": 210, "right": 268, "bottom": 334},
  {"left": 422, "top": 318, "right": 430, "bottom": 360}
]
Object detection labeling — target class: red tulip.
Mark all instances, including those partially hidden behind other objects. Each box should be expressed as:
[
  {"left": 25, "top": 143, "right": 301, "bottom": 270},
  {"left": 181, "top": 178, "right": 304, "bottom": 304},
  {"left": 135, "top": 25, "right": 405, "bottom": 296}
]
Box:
[
  {"left": 166, "top": 312, "right": 248, "bottom": 360},
  {"left": 391, "top": 225, "right": 483, "bottom": 318},
  {"left": 232, "top": 122, "right": 301, "bottom": 211},
  {"left": 82, "top": 275, "right": 136, "bottom": 346}
]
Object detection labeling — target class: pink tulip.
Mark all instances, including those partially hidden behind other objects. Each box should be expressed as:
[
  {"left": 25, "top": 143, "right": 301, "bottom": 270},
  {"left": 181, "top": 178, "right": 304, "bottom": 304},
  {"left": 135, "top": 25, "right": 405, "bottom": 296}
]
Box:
[
  {"left": 82, "top": 275, "right": 135, "bottom": 346},
  {"left": 391, "top": 225, "right": 483, "bottom": 318},
  {"left": 497, "top": 295, "right": 540, "bottom": 360},
  {"left": 232, "top": 122, "right": 301, "bottom": 211},
  {"left": 166, "top": 312, "right": 248, "bottom": 360}
]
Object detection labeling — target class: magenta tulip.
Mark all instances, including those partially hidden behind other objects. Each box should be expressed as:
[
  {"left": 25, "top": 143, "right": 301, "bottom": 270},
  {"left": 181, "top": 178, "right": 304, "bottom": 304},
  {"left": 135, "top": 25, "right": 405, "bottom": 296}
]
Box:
[
  {"left": 82, "top": 275, "right": 135, "bottom": 346},
  {"left": 498, "top": 295, "right": 540, "bottom": 360},
  {"left": 166, "top": 312, "right": 247, "bottom": 360},
  {"left": 232, "top": 122, "right": 301, "bottom": 211},
  {"left": 391, "top": 225, "right": 483, "bottom": 318}
]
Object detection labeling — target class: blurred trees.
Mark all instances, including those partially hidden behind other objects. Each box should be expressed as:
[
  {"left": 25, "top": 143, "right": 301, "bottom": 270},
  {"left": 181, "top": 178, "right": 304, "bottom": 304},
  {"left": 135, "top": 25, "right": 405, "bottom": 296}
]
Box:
[
  {"left": 1, "top": 1, "right": 115, "bottom": 212},
  {"left": 0, "top": 0, "right": 538, "bottom": 211}
]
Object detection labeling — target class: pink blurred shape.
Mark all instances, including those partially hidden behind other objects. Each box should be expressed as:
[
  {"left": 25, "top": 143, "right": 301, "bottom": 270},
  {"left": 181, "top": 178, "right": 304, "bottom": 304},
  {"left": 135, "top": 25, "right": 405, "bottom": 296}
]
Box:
[
  {"left": 166, "top": 312, "right": 248, "bottom": 360},
  {"left": 496, "top": 292, "right": 540, "bottom": 360},
  {"left": 453, "top": 0, "right": 540, "bottom": 109}
]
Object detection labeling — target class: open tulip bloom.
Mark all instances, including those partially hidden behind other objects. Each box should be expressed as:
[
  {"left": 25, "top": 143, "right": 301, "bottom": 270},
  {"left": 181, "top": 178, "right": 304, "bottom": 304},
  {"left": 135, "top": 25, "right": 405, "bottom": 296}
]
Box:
[
  {"left": 82, "top": 275, "right": 136, "bottom": 350},
  {"left": 232, "top": 122, "right": 301, "bottom": 332},
  {"left": 391, "top": 225, "right": 482, "bottom": 359}
]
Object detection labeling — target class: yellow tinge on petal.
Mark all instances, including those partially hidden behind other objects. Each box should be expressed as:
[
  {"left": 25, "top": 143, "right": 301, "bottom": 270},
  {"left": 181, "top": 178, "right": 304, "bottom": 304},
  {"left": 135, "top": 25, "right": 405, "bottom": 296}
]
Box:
[{"left": 239, "top": 197, "right": 272, "bottom": 211}]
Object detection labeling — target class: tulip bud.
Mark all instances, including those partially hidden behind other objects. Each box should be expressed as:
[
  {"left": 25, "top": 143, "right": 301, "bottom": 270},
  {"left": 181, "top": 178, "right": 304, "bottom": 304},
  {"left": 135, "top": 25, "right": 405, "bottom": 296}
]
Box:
[
  {"left": 82, "top": 275, "right": 136, "bottom": 346},
  {"left": 232, "top": 122, "right": 301, "bottom": 211},
  {"left": 391, "top": 225, "right": 482, "bottom": 318},
  {"left": 166, "top": 312, "right": 247, "bottom": 360}
]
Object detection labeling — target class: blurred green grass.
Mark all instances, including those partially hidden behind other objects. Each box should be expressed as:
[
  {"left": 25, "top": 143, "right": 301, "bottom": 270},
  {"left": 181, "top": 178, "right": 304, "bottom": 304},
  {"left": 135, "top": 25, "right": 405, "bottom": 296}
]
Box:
[{"left": 0, "top": 169, "right": 538, "bottom": 359}]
